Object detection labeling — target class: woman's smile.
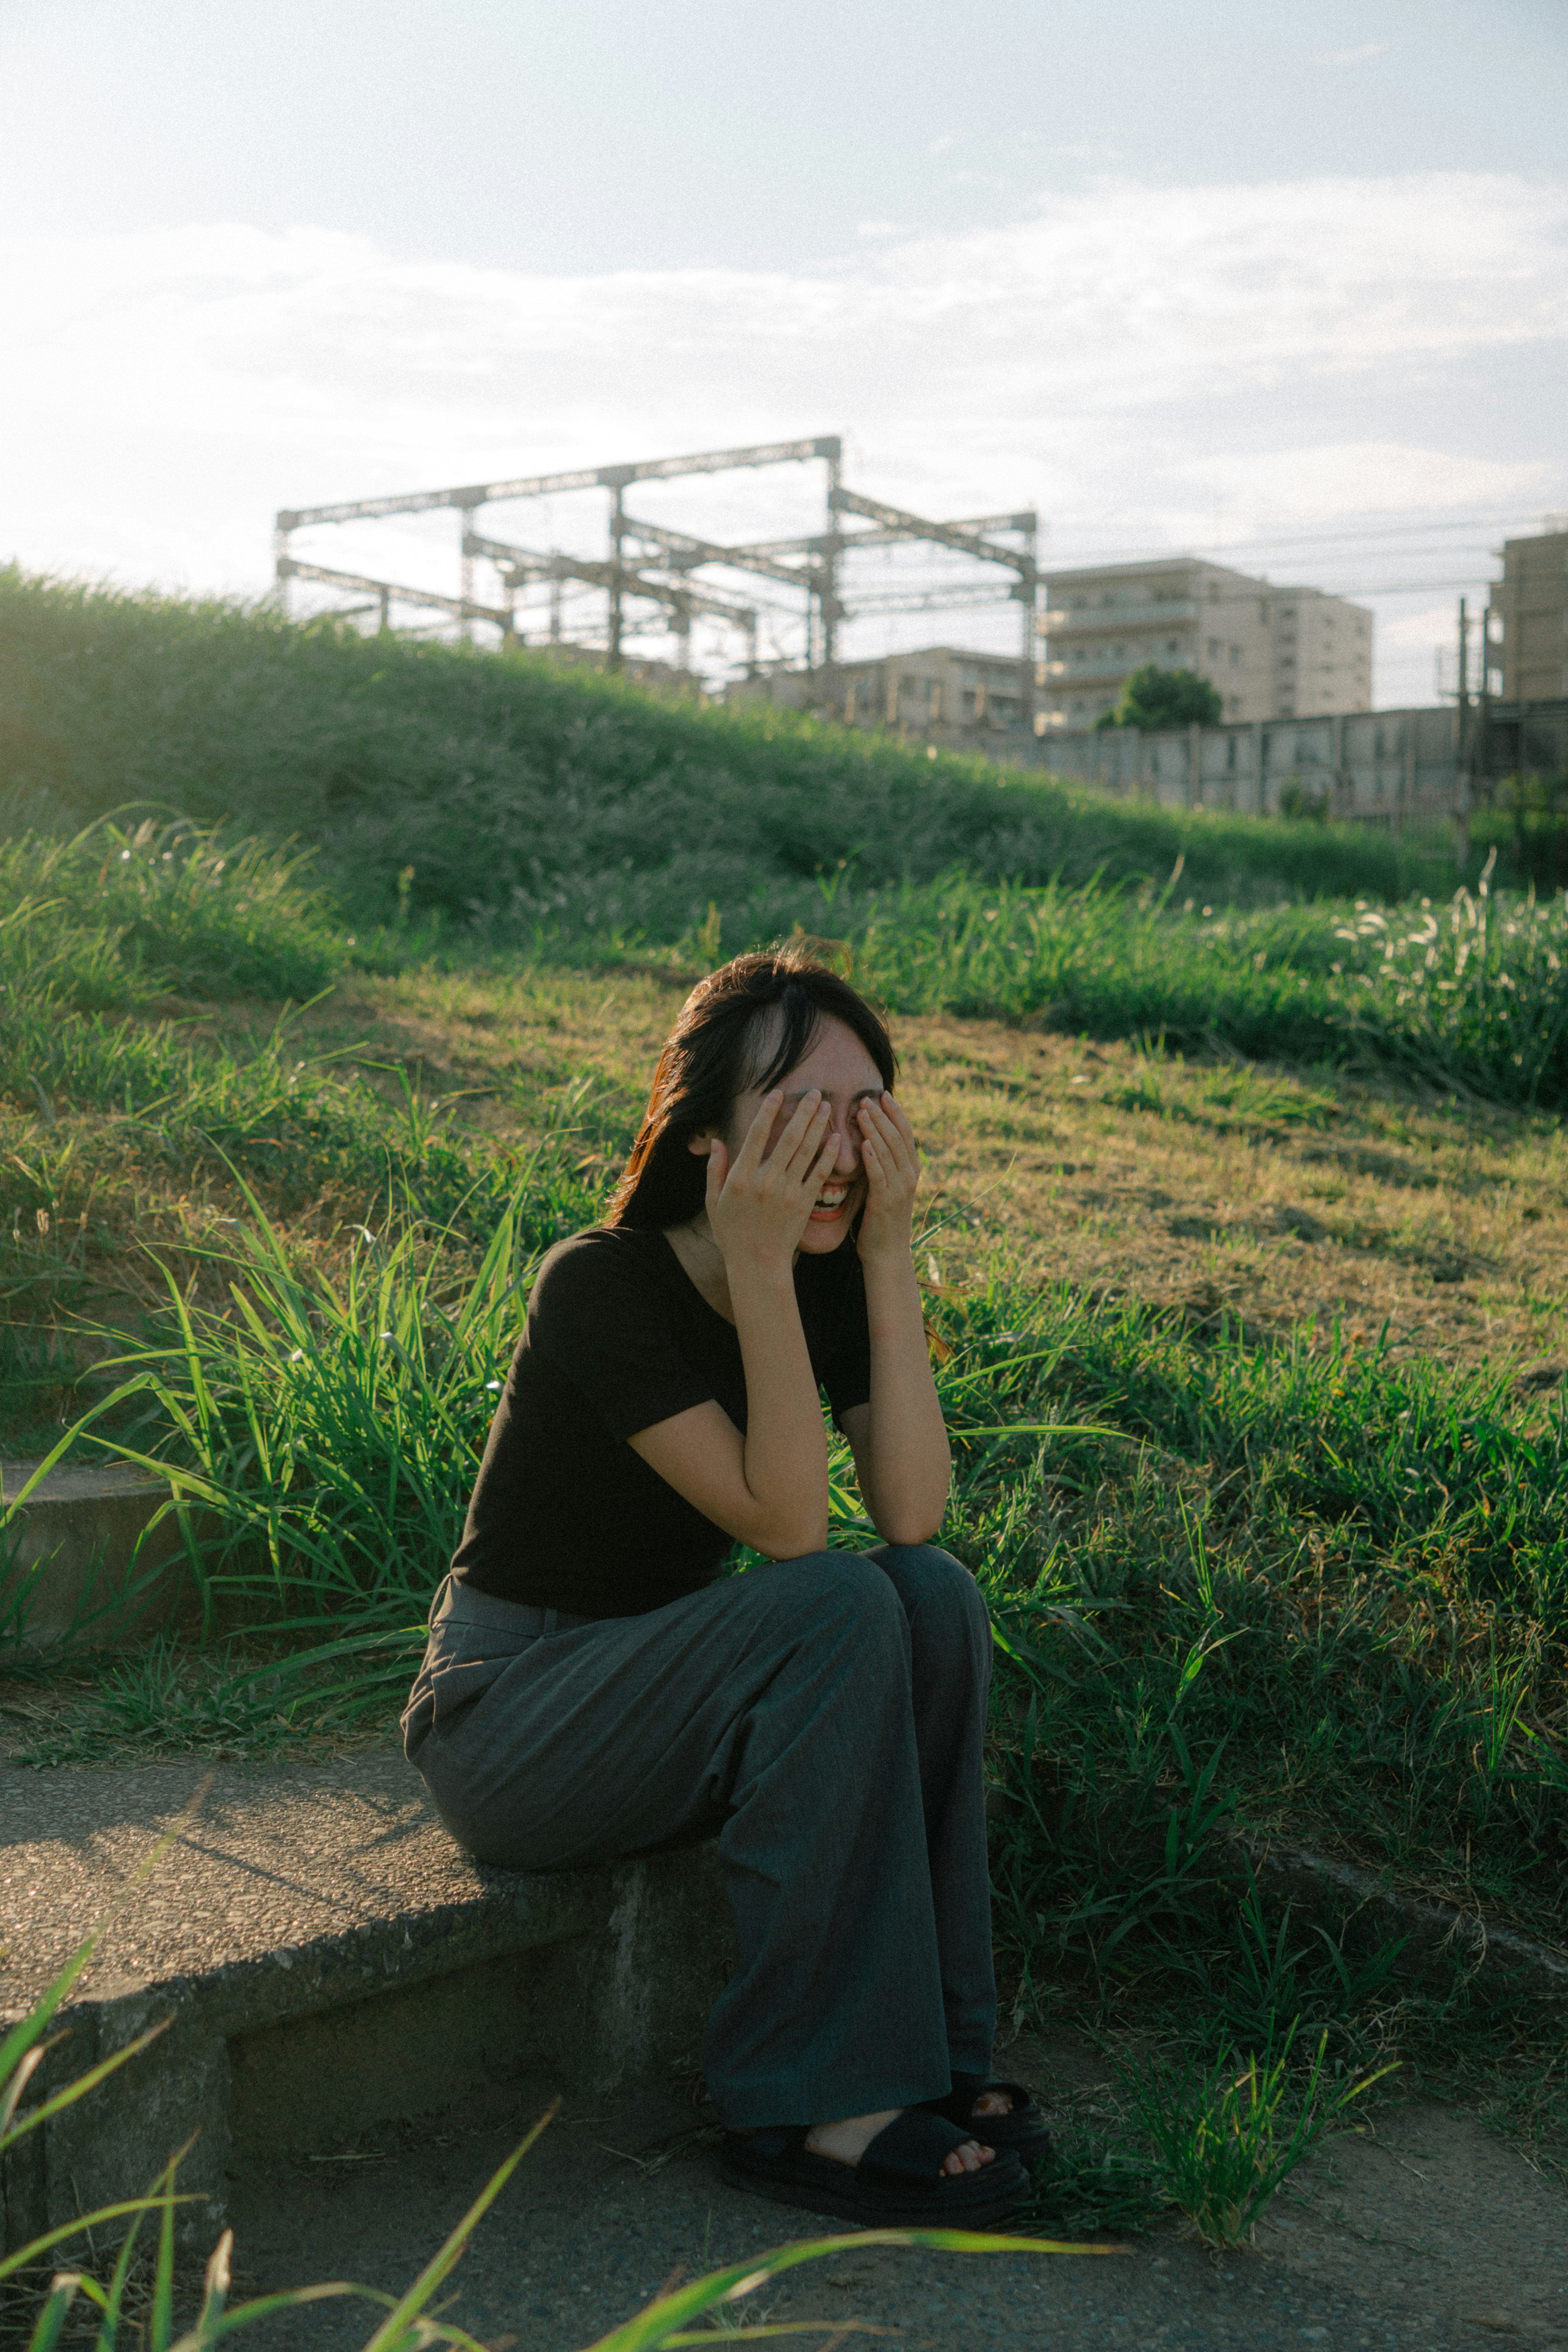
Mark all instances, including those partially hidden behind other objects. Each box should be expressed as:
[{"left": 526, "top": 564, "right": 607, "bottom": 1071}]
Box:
[{"left": 808, "top": 1179, "right": 856, "bottom": 1226}]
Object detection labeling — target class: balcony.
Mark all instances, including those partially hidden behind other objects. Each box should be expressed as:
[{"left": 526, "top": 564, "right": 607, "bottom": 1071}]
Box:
[
  {"left": 1040, "top": 596, "right": 1200, "bottom": 635},
  {"left": 1040, "top": 656, "right": 1143, "bottom": 685}
]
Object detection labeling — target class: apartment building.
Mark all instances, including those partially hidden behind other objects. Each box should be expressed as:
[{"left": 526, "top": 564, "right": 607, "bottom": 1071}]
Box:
[
  {"left": 1036, "top": 557, "right": 1372, "bottom": 729},
  {"left": 730, "top": 644, "right": 1034, "bottom": 749},
  {"left": 1486, "top": 527, "right": 1568, "bottom": 700}
]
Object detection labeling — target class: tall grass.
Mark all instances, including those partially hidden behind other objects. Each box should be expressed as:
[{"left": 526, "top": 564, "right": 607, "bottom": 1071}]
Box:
[
  {"left": 1113, "top": 2027, "right": 1394, "bottom": 2249},
  {"left": 0, "top": 815, "right": 354, "bottom": 1007},
  {"left": 82, "top": 1178, "right": 559, "bottom": 1647},
  {"left": 1, "top": 567, "right": 1418, "bottom": 923},
  {"left": 0, "top": 817, "right": 532, "bottom": 1229},
  {"left": 682, "top": 859, "right": 1568, "bottom": 1108},
  {"left": 947, "top": 1275, "right": 1568, "bottom": 1991},
  {"left": 63, "top": 1181, "right": 1568, "bottom": 1954}
]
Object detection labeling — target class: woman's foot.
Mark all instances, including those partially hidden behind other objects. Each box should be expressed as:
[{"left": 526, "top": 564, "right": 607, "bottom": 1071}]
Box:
[
  {"left": 931, "top": 2073, "right": 1052, "bottom": 2164},
  {"left": 805, "top": 2107, "right": 995, "bottom": 2176}
]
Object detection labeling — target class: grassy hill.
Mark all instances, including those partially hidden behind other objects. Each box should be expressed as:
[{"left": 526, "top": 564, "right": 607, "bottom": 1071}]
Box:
[
  {"left": 0, "top": 566, "right": 1425, "bottom": 934},
  {"left": 1, "top": 824, "right": 1563, "bottom": 2145}
]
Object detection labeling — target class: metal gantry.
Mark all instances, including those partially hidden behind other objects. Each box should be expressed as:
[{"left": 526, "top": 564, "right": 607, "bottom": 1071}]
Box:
[{"left": 274, "top": 433, "right": 1037, "bottom": 714}]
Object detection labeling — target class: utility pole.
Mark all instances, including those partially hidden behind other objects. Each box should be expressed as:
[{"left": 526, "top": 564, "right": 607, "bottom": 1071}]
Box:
[
  {"left": 820, "top": 441, "right": 842, "bottom": 671},
  {"left": 1018, "top": 513, "right": 1038, "bottom": 742},
  {"left": 1454, "top": 595, "right": 1472, "bottom": 869},
  {"left": 605, "top": 472, "right": 631, "bottom": 670},
  {"left": 273, "top": 515, "right": 294, "bottom": 619},
  {"left": 458, "top": 503, "right": 478, "bottom": 642}
]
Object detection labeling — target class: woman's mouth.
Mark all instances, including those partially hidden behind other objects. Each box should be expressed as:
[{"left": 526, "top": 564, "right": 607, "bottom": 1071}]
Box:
[{"left": 808, "top": 1184, "right": 852, "bottom": 1223}]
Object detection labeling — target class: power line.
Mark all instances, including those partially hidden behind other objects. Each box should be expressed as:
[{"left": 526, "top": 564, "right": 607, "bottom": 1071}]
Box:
[{"left": 1042, "top": 508, "right": 1561, "bottom": 570}]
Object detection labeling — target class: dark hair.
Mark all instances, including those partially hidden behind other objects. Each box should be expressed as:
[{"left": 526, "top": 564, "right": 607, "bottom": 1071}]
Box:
[{"left": 607, "top": 949, "right": 897, "bottom": 1230}]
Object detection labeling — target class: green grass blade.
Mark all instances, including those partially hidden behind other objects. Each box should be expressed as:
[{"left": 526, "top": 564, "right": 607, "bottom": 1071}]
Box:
[
  {"left": 3, "top": 2020, "right": 172, "bottom": 2146},
  {"left": 0, "top": 2198, "right": 203, "bottom": 2284},
  {"left": 579, "top": 2228, "right": 1113, "bottom": 2352},
  {"left": 24, "top": 2274, "right": 80, "bottom": 2352}
]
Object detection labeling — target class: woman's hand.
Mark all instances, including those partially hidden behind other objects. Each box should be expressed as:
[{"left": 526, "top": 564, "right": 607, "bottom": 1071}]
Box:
[
  {"left": 854, "top": 1090, "right": 921, "bottom": 1266},
  {"left": 706, "top": 1088, "right": 838, "bottom": 1275}
]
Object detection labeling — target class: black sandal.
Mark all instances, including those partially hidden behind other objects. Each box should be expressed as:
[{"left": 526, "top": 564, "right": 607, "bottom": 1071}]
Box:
[
  {"left": 720, "top": 2109, "right": 1030, "bottom": 2228},
  {"left": 925, "top": 2071, "right": 1053, "bottom": 2163}
]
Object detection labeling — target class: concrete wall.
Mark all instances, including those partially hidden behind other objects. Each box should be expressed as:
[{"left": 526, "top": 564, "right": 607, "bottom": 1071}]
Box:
[{"left": 1036, "top": 705, "right": 1457, "bottom": 827}]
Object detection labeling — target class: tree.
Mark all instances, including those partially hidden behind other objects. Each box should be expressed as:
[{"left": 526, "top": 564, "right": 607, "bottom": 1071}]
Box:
[{"left": 1094, "top": 663, "right": 1224, "bottom": 732}]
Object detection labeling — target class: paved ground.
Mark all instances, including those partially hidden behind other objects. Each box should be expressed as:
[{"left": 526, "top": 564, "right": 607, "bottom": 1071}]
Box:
[
  {"left": 0, "top": 1753, "right": 480, "bottom": 2006},
  {"left": 229, "top": 2055, "right": 1568, "bottom": 2352},
  {"left": 8, "top": 1754, "right": 1565, "bottom": 2348}
]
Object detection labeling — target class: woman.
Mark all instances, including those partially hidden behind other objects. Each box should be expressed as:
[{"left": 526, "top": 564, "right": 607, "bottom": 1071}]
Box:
[{"left": 402, "top": 949, "right": 1047, "bottom": 2226}]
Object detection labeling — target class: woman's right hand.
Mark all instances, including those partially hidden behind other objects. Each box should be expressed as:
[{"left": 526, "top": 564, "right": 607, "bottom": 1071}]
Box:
[{"left": 705, "top": 1089, "right": 837, "bottom": 1275}]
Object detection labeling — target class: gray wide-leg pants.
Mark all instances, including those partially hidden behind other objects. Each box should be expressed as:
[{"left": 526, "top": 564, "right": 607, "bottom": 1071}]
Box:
[{"left": 401, "top": 1545, "right": 996, "bottom": 2128}]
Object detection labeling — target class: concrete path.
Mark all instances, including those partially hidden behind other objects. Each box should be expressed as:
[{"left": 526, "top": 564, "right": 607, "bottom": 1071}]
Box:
[
  {"left": 229, "top": 2057, "right": 1568, "bottom": 2351},
  {"left": 7, "top": 1753, "right": 1566, "bottom": 2348}
]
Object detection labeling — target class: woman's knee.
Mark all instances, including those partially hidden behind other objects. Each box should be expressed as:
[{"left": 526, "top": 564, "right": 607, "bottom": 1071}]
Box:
[
  {"left": 873, "top": 1541, "right": 987, "bottom": 1624},
  {"left": 773, "top": 1547, "right": 908, "bottom": 1630}
]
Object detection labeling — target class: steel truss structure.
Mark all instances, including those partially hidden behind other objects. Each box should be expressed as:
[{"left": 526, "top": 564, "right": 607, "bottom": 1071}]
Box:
[{"left": 274, "top": 434, "right": 1038, "bottom": 713}]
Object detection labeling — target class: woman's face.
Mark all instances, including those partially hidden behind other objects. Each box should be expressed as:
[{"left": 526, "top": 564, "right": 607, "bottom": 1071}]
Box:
[{"left": 698, "top": 1012, "right": 889, "bottom": 1254}]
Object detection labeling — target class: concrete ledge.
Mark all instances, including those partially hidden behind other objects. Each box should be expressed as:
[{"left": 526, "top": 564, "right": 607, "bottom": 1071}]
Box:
[
  {"left": 0, "top": 1750, "right": 737, "bottom": 2252},
  {"left": 1236, "top": 1831, "right": 1568, "bottom": 2001},
  {"left": 0, "top": 1456, "right": 190, "bottom": 1645}
]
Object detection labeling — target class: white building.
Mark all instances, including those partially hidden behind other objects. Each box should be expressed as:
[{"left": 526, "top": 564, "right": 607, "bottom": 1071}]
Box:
[
  {"left": 1486, "top": 528, "right": 1568, "bottom": 702},
  {"left": 1036, "top": 557, "right": 1372, "bottom": 730},
  {"left": 729, "top": 644, "right": 1035, "bottom": 751}
]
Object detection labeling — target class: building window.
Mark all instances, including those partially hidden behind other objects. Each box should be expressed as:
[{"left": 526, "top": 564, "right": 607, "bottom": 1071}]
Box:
[
  {"left": 1207, "top": 638, "right": 1221, "bottom": 658},
  {"left": 1229, "top": 646, "right": 1241, "bottom": 666}
]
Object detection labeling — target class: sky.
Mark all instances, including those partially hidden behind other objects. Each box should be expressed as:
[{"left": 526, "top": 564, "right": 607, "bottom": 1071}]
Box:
[{"left": 2, "top": 0, "right": 1565, "bottom": 702}]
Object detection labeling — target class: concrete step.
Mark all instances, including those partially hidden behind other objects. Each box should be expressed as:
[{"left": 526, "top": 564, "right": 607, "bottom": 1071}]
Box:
[
  {"left": 0, "top": 1748, "right": 735, "bottom": 2254},
  {"left": 1, "top": 1455, "right": 188, "bottom": 1645}
]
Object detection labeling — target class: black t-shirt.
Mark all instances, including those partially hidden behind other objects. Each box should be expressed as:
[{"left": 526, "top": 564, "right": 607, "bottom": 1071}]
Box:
[{"left": 450, "top": 1224, "right": 873, "bottom": 1618}]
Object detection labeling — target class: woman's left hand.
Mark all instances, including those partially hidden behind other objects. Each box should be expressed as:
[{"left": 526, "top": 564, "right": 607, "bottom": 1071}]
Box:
[{"left": 855, "top": 1091, "right": 922, "bottom": 1265}]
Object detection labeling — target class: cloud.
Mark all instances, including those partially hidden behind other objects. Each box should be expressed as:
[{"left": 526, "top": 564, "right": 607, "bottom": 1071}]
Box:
[
  {"left": 927, "top": 131, "right": 962, "bottom": 155},
  {"left": 0, "top": 172, "right": 1563, "bottom": 704},
  {"left": 855, "top": 220, "right": 905, "bottom": 239},
  {"left": 1184, "top": 441, "right": 1549, "bottom": 528},
  {"left": 1315, "top": 42, "right": 1391, "bottom": 65}
]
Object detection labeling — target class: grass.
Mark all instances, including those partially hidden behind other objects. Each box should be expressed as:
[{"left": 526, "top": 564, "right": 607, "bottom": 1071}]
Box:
[
  {"left": 637, "top": 858, "right": 1568, "bottom": 1110},
  {"left": 22, "top": 1167, "right": 1563, "bottom": 1956},
  {"left": 2, "top": 792, "right": 1566, "bottom": 2246},
  {"left": 1, "top": 834, "right": 1563, "bottom": 1954},
  {"left": 0, "top": 817, "right": 603, "bottom": 1449},
  {"left": 1111, "top": 2027, "right": 1395, "bottom": 2249}
]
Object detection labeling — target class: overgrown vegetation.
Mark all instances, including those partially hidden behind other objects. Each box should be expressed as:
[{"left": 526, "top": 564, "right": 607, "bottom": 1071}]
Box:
[{"left": 2, "top": 827, "right": 1564, "bottom": 1936}]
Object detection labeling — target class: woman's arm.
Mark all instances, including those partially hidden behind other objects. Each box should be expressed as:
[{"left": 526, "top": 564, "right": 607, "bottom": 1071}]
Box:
[
  {"left": 629, "top": 1088, "right": 838, "bottom": 1558},
  {"left": 841, "top": 1093, "right": 951, "bottom": 1545}
]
